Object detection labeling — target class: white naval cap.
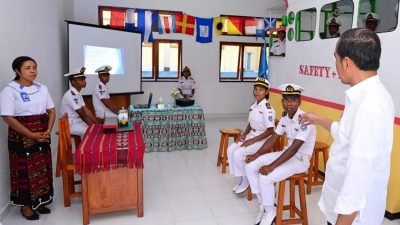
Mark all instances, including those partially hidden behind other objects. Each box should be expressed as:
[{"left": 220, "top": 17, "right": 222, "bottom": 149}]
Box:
[
  {"left": 278, "top": 83, "right": 305, "bottom": 95},
  {"left": 95, "top": 65, "right": 112, "bottom": 74},
  {"left": 64, "top": 67, "right": 86, "bottom": 78},
  {"left": 364, "top": 12, "right": 380, "bottom": 22},
  {"left": 326, "top": 17, "right": 342, "bottom": 27},
  {"left": 254, "top": 77, "right": 270, "bottom": 89}
]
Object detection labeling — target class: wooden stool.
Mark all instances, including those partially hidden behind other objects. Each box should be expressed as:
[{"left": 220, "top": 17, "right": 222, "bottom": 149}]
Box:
[
  {"left": 276, "top": 173, "right": 308, "bottom": 225},
  {"left": 306, "top": 141, "right": 329, "bottom": 194},
  {"left": 217, "top": 128, "right": 242, "bottom": 173}
]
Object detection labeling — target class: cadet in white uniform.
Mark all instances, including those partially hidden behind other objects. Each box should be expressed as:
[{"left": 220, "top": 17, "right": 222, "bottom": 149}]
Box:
[
  {"left": 300, "top": 29, "right": 394, "bottom": 225},
  {"left": 228, "top": 77, "right": 275, "bottom": 195},
  {"left": 326, "top": 17, "right": 341, "bottom": 38},
  {"left": 245, "top": 84, "right": 316, "bottom": 225},
  {"left": 177, "top": 66, "right": 195, "bottom": 98},
  {"left": 364, "top": 12, "right": 380, "bottom": 32},
  {"left": 270, "top": 30, "right": 286, "bottom": 56},
  {"left": 92, "top": 65, "right": 118, "bottom": 122},
  {"left": 60, "top": 67, "right": 97, "bottom": 137}
]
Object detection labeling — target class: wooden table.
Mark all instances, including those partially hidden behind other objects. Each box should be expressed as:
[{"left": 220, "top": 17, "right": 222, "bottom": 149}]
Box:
[{"left": 75, "top": 123, "right": 145, "bottom": 224}]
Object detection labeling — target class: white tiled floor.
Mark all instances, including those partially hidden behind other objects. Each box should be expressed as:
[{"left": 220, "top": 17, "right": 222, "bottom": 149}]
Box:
[{"left": 2, "top": 117, "right": 399, "bottom": 225}]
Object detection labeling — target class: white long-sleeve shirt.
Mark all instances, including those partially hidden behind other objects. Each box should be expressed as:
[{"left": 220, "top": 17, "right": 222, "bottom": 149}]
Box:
[{"left": 318, "top": 75, "right": 395, "bottom": 224}]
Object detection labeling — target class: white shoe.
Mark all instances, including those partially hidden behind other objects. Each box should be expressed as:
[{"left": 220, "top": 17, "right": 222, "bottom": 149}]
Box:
[
  {"left": 234, "top": 184, "right": 249, "bottom": 195},
  {"left": 232, "top": 184, "right": 239, "bottom": 192},
  {"left": 259, "top": 210, "right": 276, "bottom": 225},
  {"left": 254, "top": 204, "right": 264, "bottom": 225}
]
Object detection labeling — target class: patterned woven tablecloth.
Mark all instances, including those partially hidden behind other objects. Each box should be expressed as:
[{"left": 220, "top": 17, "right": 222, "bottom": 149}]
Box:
[
  {"left": 129, "top": 104, "right": 208, "bottom": 152},
  {"left": 75, "top": 122, "right": 145, "bottom": 174}
]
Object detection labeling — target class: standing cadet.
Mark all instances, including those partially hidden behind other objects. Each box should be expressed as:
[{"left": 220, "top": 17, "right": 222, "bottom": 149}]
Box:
[
  {"left": 245, "top": 84, "right": 316, "bottom": 225},
  {"left": 300, "top": 28, "right": 394, "bottom": 225},
  {"left": 60, "top": 67, "right": 97, "bottom": 137},
  {"left": 270, "top": 30, "right": 286, "bottom": 56},
  {"left": 228, "top": 77, "right": 275, "bottom": 195},
  {"left": 326, "top": 17, "right": 341, "bottom": 38},
  {"left": 364, "top": 12, "right": 380, "bottom": 32},
  {"left": 92, "top": 65, "right": 118, "bottom": 123},
  {"left": 177, "top": 66, "right": 195, "bottom": 98}
]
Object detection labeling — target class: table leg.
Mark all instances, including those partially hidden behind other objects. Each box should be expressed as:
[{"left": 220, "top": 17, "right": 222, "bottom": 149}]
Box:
[
  {"left": 82, "top": 174, "right": 90, "bottom": 225},
  {"left": 137, "top": 169, "right": 144, "bottom": 217}
]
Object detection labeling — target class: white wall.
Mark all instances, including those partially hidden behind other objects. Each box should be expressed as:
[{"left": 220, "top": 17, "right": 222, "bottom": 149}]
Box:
[
  {"left": 0, "top": 0, "right": 74, "bottom": 219},
  {"left": 72, "top": 0, "right": 284, "bottom": 115}
]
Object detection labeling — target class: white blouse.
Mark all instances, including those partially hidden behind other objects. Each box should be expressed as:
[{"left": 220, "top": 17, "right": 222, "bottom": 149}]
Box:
[{"left": 0, "top": 81, "right": 54, "bottom": 116}]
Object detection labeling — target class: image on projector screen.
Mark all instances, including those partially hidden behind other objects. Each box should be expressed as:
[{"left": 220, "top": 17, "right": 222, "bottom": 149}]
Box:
[{"left": 83, "top": 45, "right": 125, "bottom": 75}]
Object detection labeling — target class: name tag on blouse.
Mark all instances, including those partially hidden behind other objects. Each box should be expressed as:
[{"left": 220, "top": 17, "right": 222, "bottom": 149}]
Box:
[{"left": 20, "top": 92, "right": 30, "bottom": 102}]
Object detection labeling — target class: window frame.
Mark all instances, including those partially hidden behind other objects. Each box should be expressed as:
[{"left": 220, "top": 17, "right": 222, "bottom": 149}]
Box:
[{"left": 219, "top": 42, "right": 265, "bottom": 82}]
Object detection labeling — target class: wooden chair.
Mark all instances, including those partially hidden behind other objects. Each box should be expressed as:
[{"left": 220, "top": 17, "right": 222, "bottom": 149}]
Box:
[
  {"left": 55, "top": 133, "right": 81, "bottom": 177},
  {"left": 306, "top": 141, "right": 329, "bottom": 194},
  {"left": 217, "top": 128, "right": 242, "bottom": 173},
  {"left": 58, "top": 114, "right": 82, "bottom": 207},
  {"left": 276, "top": 173, "right": 308, "bottom": 225}
]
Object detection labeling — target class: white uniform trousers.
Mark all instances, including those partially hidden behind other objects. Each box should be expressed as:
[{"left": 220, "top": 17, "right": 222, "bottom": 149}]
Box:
[
  {"left": 245, "top": 151, "right": 310, "bottom": 209},
  {"left": 228, "top": 131, "right": 266, "bottom": 177},
  {"left": 69, "top": 119, "right": 88, "bottom": 137}
]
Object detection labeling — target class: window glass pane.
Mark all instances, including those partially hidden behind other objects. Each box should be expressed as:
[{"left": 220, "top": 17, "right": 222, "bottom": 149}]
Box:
[
  {"left": 243, "top": 46, "right": 262, "bottom": 79},
  {"left": 158, "top": 42, "right": 179, "bottom": 78},
  {"left": 102, "top": 10, "right": 111, "bottom": 26},
  {"left": 357, "top": 0, "right": 399, "bottom": 33},
  {"left": 296, "top": 8, "right": 317, "bottom": 41},
  {"left": 220, "top": 45, "right": 240, "bottom": 78},
  {"left": 319, "top": 0, "right": 354, "bottom": 39},
  {"left": 142, "top": 43, "right": 153, "bottom": 78}
]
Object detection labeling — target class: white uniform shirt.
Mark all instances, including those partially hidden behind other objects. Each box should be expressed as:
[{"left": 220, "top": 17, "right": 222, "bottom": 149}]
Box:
[
  {"left": 275, "top": 108, "right": 316, "bottom": 156},
  {"left": 318, "top": 76, "right": 394, "bottom": 224},
  {"left": 92, "top": 81, "right": 116, "bottom": 119},
  {"left": 248, "top": 98, "right": 275, "bottom": 132},
  {"left": 270, "top": 39, "right": 286, "bottom": 56},
  {"left": 0, "top": 81, "right": 54, "bottom": 116},
  {"left": 177, "top": 77, "right": 195, "bottom": 96},
  {"left": 60, "top": 86, "right": 85, "bottom": 126}
]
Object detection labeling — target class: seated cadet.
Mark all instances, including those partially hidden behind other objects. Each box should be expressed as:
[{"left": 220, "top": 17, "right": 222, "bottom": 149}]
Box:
[
  {"left": 326, "top": 17, "right": 341, "bottom": 38},
  {"left": 177, "top": 66, "right": 195, "bottom": 98},
  {"left": 244, "top": 84, "right": 316, "bottom": 225},
  {"left": 270, "top": 30, "right": 286, "bottom": 56},
  {"left": 60, "top": 67, "right": 97, "bottom": 137},
  {"left": 227, "top": 77, "right": 275, "bottom": 195},
  {"left": 92, "top": 65, "right": 118, "bottom": 123},
  {"left": 364, "top": 12, "right": 380, "bottom": 32}
]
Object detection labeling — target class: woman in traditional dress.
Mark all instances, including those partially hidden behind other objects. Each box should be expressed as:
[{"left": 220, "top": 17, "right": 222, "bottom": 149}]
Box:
[{"left": 0, "top": 56, "right": 55, "bottom": 220}]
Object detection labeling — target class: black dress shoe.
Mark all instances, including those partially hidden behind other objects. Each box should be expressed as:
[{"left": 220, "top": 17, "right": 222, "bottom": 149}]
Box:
[
  {"left": 20, "top": 208, "right": 40, "bottom": 220},
  {"left": 36, "top": 206, "right": 51, "bottom": 214}
]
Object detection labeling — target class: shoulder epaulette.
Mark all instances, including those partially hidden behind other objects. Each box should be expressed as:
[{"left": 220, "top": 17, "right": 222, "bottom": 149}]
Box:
[
  {"left": 265, "top": 102, "right": 272, "bottom": 109},
  {"left": 71, "top": 90, "right": 75, "bottom": 96},
  {"left": 99, "top": 84, "right": 102, "bottom": 90}
]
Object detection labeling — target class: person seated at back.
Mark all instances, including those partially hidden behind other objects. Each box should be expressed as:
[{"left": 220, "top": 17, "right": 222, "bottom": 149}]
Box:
[
  {"left": 92, "top": 65, "right": 118, "bottom": 123},
  {"left": 61, "top": 67, "right": 97, "bottom": 137},
  {"left": 244, "top": 84, "right": 316, "bottom": 225},
  {"left": 228, "top": 77, "right": 276, "bottom": 195},
  {"left": 364, "top": 12, "right": 380, "bottom": 32},
  {"left": 177, "top": 66, "right": 195, "bottom": 98},
  {"left": 270, "top": 30, "right": 286, "bottom": 56},
  {"left": 326, "top": 17, "right": 341, "bottom": 38}
]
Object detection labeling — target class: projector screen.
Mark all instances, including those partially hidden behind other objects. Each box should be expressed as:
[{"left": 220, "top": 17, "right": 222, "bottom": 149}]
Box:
[{"left": 68, "top": 21, "right": 142, "bottom": 95}]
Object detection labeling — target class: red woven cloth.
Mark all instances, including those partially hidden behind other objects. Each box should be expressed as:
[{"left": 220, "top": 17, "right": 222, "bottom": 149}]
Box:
[{"left": 75, "top": 122, "right": 145, "bottom": 174}]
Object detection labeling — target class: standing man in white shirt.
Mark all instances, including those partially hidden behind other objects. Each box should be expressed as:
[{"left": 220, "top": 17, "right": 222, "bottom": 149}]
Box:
[
  {"left": 245, "top": 84, "right": 316, "bottom": 225},
  {"left": 177, "top": 66, "right": 195, "bottom": 98},
  {"left": 61, "top": 67, "right": 97, "bottom": 137},
  {"left": 270, "top": 30, "right": 286, "bottom": 56},
  {"left": 300, "top": 28, "right": 394, "bottom": 225},
  {"left": 92, "top": 65, "right": 118, "bottom": 123}
]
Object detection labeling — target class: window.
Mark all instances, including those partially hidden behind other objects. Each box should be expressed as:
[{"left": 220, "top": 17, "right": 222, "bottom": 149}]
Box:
[
  {"left": 99, "top": 6, "right": 182, "bottom": 81},
  {"left": 319, "top": 0, "right": 354, "bottom": 39},
  {"left": 219, "top": 42, "right": 264, "bottom": 81},
  {"left": 357, "top": 0, "right": 399, "bottom": 33},
  {"left": 142, "top": 40, "right": 182, "bottom": 81},
  {"left": 296, "top": 8, "right": 317, "bottom": 41}
]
